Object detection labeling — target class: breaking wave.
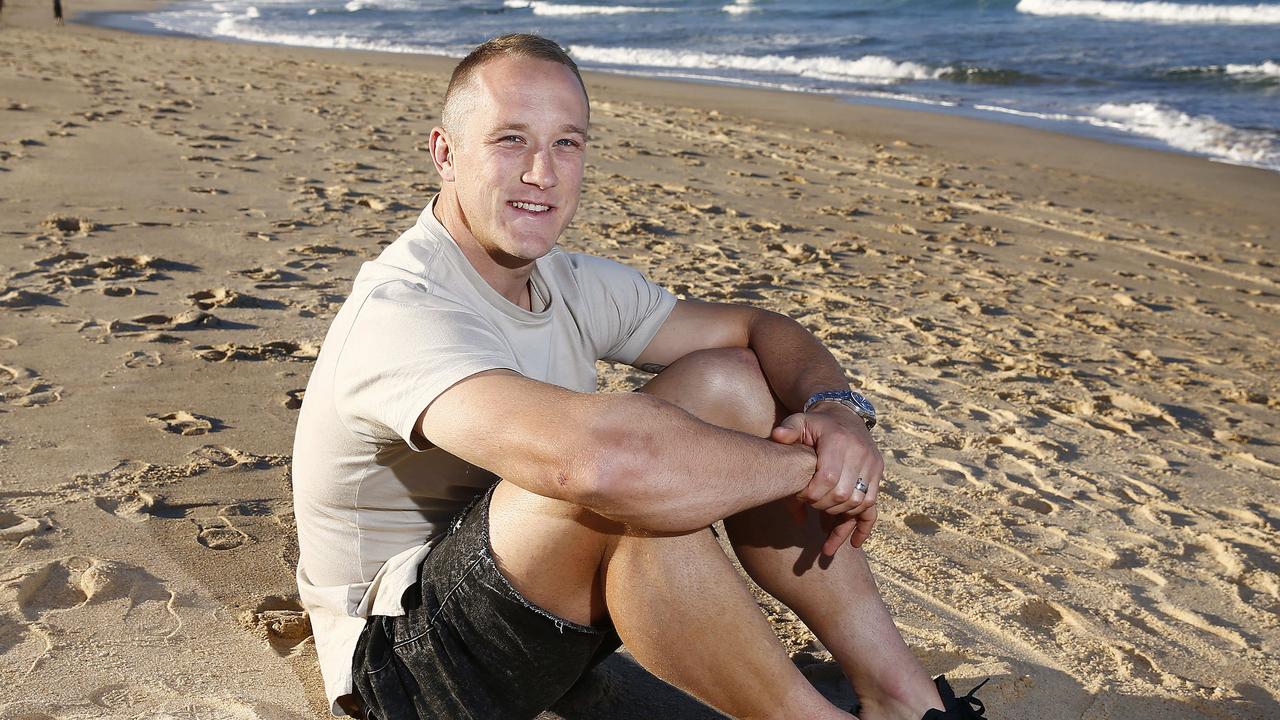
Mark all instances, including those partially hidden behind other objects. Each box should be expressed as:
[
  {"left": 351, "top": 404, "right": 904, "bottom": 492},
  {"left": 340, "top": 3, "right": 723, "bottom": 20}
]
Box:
[
  {"left": 1090, "top": 101, "right": 1280, "bottom": 169},
  {"left": 1016, "top": 0, "right": 1280, "bottom": 24},
  {"left": 568, "top": 46, "right": 941, "bottom": 84},
  {"left": 503, "top": 1, "right": 675, "bottom": 15}
]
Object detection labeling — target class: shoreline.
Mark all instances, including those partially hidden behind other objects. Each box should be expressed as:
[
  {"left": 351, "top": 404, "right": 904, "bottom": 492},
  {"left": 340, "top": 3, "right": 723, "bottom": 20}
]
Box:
[
  {"left": 70, "top": 3, "right": 1280, "bottom": 234},
  {"left": 2, "top": 1, "right": 1278, "bottom": 718},
  {"left": 70, "top": 0, "right": 1280, "bottom": 178},
  {"left": 52, "top": 1, "right": 1280, "bottom": 231}
]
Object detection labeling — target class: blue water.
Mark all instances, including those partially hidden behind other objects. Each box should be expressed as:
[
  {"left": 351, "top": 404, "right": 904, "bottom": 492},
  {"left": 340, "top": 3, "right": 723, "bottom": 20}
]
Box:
[{"left": 87, "top": 0, "right": 1280, "bottom": 171}]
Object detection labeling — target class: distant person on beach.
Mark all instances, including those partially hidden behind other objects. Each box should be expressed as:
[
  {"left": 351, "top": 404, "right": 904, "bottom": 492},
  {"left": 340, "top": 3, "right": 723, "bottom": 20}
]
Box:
[
  {"left": 53, "top": 0, "right": 62, "bottom": 25},
  {"left": 292, "top": 33, "right": 988, "bottom": 720}
]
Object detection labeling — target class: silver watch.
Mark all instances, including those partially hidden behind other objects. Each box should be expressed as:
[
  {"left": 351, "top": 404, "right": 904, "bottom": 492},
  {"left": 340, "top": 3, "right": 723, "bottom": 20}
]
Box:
[{"left": 803, "top": 390, "right": 876, "bottom": 429}]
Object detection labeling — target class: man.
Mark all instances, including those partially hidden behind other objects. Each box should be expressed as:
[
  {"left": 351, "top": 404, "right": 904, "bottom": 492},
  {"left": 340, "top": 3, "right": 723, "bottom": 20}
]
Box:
[{"left": 292, "top": 34, "right": 987, "bottom": 720}]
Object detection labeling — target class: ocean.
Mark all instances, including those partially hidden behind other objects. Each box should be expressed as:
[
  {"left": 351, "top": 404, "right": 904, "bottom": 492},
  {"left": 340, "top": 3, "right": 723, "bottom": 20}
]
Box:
[{"left": 86, "top": 0, "right": 1280, "bottom": 172}]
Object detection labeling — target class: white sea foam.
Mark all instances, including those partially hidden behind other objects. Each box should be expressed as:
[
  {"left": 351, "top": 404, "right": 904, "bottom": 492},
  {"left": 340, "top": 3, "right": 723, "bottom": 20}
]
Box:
[
  {"left": 973, "top": 104, "right": 1080, "bottom": 122},
  {"left": 723, "top": 0, "right": 756, "bottom": 14},
  {"left": 245, "top": 6, "right": 260, "bottom": 19},
  {"left": 1224, "top": 60, "right": 1280, "bottom": 76},
  {"left": 342, "top": 0, "right": 425, "bottom": 10},
  {"left": 1090, "top": 101, "right": 1279, "bottom": 169},
  {"left": 503, "top": 0, "right": 674, "bottom": 15},
  {"left": 1017, "top": 0, "right": 1280, "bottom": 24},
  {"left": 209, "top": 15, "right": 431, "bottom": 54},
  {"left": 568, "top": 45, "right": 941, "bottom": 84}
]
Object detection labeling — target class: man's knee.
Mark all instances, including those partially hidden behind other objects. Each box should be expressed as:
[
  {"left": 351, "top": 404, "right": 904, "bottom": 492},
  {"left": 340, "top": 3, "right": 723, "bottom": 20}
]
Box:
[
  {"left": 642, "top": 347, "right": 777, "bottom": 435},
  {"left": 488, "top": 481, "right": 624, "bottom": 626}
]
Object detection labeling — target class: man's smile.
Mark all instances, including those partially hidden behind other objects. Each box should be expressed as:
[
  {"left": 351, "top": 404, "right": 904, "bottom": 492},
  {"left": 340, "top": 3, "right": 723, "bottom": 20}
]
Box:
[{"left": 509, "top": 200, "right": 553, "bottom": 214}]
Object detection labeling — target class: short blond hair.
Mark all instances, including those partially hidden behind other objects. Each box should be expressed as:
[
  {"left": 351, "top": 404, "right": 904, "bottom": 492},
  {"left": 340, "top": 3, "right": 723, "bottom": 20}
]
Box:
[{"left": 441, "top": 34, "right": 589, "bottom": 136}]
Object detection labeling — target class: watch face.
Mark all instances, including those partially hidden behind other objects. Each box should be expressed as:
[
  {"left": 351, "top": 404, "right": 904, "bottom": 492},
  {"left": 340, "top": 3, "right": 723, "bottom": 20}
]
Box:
[{"left": 850, "top": 392, "right": 875, "bottom": 415}]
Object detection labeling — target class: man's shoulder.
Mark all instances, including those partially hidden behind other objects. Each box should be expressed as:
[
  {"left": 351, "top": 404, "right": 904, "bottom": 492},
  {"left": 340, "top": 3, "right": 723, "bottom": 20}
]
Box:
[{"left": 542, "top": 248, "right": 642, "bottom": 284}]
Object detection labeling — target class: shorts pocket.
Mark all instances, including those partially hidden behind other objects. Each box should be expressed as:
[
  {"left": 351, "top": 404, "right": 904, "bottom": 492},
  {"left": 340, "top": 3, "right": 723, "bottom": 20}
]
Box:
[{"left": 354, "top": 617, "right": 419, "bottom": 720}]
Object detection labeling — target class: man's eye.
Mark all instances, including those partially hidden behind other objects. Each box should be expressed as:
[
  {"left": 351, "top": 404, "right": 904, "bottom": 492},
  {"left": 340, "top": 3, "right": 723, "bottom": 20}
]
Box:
[
  {"left": 500, "top": 135, "right": 523, "bottom": 143},
  {"left": 556, "top": 139, "right": 581, "bottom": 148}
]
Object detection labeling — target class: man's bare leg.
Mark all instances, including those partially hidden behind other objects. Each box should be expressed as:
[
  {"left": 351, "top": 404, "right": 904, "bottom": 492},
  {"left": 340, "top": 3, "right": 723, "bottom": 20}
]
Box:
[
  {"left": 489, "top": 482, "right": 849, "bottom": 719},
  {"left": 639, "top": 348, "right": 944, "bottom": 720}
]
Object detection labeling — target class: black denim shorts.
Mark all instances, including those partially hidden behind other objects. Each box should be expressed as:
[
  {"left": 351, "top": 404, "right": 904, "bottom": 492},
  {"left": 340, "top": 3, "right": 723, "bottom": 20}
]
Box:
[{"left": 352, "top": 483, "right": 622, "bottom": 720}]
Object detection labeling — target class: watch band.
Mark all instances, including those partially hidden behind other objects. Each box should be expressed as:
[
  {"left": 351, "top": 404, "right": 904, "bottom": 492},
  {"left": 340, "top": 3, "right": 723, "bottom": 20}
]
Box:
[{"left": 803, "top": 390, "right": 877, "bottom": 429}]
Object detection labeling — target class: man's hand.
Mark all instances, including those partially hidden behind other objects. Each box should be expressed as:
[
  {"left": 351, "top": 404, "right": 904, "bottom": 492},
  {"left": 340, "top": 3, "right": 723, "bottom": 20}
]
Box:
[{"left": 771, "top": 402, "right": 884, "bottom": 555}]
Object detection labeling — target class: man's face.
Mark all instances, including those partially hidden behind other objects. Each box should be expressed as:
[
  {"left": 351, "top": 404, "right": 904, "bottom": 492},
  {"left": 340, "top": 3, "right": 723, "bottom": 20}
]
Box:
[{"left": 441, "top": 56, "right": 589, "bottom": 266}]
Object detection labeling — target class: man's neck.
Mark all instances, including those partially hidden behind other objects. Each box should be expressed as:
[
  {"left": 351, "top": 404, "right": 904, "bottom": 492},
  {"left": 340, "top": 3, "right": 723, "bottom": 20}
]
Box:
[{"left": 433, "top": 193, "right": 535, "bottom": 309}]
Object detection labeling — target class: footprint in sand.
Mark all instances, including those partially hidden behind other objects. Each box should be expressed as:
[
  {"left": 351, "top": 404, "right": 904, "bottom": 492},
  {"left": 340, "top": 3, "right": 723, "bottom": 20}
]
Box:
[
  {"left": 39, "top": 215, "right": 97, "bottom": 236},
  {"left": 240, "top": 596, "right": 313, "bottom": 657},
  {"left": 192, "top": 444, "right": 286, "bottom": 470},
  {"left": 0, "top": 287, "right": 57, "bottom": 309},
  {"left": 1018, "top": 597, "right": 1065, "bottom": 631},
  {"left": 122, "top": 350, "right": 162, "bottom": 369},
  {"left": 94, "top": 491, "right": 173, "bottom": 523},
  {"left": 284, "top": 388, "right": 305, "bottom": 409},
  {"left": 129, "top": 309, "right": 220, "bottom": 331},
  {"left": 1009, "top": 494, "right": 1055, "bottom": 515},
  {"left": 230, "top": 266, "right": 303, "bottom": 285},
  {"left": 187, "top": 287, "right": 239, "bottom": 310},
  {"left": 194, "top": 518, "right": 249, "bottom": 550},
  {"left": 0, "top": 557, "right": 181, "bottom": 674},
  {"left": 0, "top": 365, "right": 62, "bottom": 407},
  {"left": 192, "top": 340, "right": 318, "bottom": 363},
  {"left": 902, "top": 513, "right": 941, "bottom": 535},
  {"left": 288, "top": 243, "right": 355, "bottom": 257},
  {"left": 0, "top": 510, "right": 46, "bottom": 542},
  {"left": 101, "top": 351, "right": 164, "bottom": 379},
  {"left": 147, "top": 411, "right": 221, "bottom": 436}
]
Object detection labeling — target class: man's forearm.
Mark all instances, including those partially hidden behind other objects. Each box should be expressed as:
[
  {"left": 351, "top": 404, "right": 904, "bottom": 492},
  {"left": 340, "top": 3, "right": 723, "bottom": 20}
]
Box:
[
  {"left": 747, "top": 310, "right": 851, "bottom": 411},
  {"left": 581, "top": 391, "right": 816, "bottom": 532}
]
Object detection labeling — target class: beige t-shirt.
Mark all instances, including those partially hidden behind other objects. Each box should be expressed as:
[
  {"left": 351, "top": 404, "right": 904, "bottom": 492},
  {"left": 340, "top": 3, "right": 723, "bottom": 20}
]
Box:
[{"left": 291, "top": 198, "right": 677, "bottom": 714}]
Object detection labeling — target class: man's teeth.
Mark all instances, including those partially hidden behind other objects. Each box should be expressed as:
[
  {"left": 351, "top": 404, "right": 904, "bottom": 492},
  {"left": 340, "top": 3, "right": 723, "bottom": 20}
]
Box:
[{"left": 511, "top": 201, "right": 549, "bottom": 212}]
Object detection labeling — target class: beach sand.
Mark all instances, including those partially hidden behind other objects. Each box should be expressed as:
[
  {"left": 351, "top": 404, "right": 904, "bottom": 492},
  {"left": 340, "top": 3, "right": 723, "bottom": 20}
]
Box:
[{"left": 1, "top": 1, "right": 1278, "bottom": 717}]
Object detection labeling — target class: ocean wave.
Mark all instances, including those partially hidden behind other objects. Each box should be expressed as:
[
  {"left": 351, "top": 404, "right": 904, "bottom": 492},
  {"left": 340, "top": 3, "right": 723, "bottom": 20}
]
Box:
[
  {"left": 723, "top": 0, "right": 757, "bottom": 14},
  {"left": 568, "top": 45, "right": 941, "bottom": 84},
  {"left": 1166, "top": 60, "right": 1280, "bottom": 85},
  {"left": 1224, "top": 60, "right": 1280, "bottom": 77},
  {"left": 209, "top": 14, "right": 431, "bottom": 54},
  {"left": 941, "top": 66, "right": 1044, "bottom": 85},
  {"left": 503, "top": 1, "right": 675, "bottom": 15},
  {"left": 341, "top": 0, "right": 429, "bottom": 10},
  {"left": 1016, "top": 0, "right": 1280, "bottom": 24},
  {"left": 1090, "top": 102, "right": 1280, "bottom": 169}
]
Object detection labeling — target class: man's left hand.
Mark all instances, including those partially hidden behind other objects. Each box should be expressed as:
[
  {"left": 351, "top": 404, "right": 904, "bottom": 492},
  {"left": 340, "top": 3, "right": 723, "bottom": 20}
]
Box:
[{"left": 771, "top": 402, "right": 884, "bottom": 554}]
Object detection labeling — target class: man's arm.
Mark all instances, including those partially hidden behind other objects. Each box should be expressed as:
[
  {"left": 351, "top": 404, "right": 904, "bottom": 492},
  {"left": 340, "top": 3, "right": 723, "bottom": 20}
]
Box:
[
  {"left": 634, "top": 300, "right": 849, "bottom": 409},
  {"left": 634, "top": 299, "right": 885, "bottom": 554},
  {"left": 416, "top": 369, "right": 816, "bottom": 532}
]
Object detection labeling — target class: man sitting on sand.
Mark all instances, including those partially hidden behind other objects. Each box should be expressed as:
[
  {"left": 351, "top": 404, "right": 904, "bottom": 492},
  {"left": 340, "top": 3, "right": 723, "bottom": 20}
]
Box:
[{"left": 292, "top": 33, "right": 988, "bottom": 720}]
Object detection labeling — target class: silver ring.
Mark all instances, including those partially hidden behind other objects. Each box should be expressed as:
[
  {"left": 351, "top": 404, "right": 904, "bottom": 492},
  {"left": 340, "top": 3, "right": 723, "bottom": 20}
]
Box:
[{"left": 855, "top": 479, "right": 869, "bottom": 493}]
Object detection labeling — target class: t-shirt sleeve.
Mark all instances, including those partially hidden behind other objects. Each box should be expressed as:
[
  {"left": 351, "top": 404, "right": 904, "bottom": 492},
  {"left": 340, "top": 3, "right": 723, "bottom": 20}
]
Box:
[
  {"left": 332, "top": 280, "right": 518, "bottom": 449},
  {"left": 568, "top": 253, "right": 677, "bottom": 364}
]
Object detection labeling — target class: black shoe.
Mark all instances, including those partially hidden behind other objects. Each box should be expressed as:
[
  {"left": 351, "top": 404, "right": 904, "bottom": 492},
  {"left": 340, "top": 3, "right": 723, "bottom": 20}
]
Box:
[{"left": 920, "top": 675, "right": 989, "bottom": 719}]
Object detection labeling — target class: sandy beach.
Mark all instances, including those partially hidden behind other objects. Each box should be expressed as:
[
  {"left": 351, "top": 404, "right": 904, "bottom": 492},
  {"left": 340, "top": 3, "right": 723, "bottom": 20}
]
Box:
[{"left": 1, "top": 1, "right": 1278, "bottom": 717}]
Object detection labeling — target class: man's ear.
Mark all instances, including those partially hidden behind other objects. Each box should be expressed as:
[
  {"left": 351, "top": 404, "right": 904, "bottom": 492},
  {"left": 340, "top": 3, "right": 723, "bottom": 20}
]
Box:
[{"left": 429, "top": 127, "right": 456, "bottom": 182}]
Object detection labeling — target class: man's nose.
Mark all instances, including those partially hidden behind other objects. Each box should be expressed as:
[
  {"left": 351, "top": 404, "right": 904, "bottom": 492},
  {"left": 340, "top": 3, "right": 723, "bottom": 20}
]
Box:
[{"left": 521, "top": 148, "right": 558, "bottom": 190}]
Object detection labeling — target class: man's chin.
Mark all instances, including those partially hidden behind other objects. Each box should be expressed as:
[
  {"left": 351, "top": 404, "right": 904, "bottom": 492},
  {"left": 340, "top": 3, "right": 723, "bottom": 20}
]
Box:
[{"left": 491, "top": 240, "right": 556, "bottom": 268}]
